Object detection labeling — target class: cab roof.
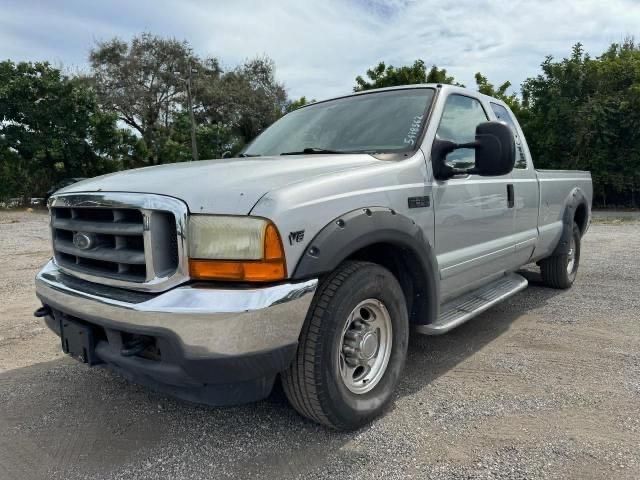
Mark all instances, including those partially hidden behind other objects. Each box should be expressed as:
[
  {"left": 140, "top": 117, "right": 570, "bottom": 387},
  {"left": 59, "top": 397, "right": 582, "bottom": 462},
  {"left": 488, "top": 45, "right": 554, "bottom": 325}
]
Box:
[{"left": 300, "top": 83, "right": 507, "bottom": 110}]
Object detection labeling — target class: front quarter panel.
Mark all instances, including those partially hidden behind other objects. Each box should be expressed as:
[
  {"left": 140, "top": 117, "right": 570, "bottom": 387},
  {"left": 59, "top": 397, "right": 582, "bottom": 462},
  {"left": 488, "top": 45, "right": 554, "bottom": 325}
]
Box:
[{"left": 249, "top": 151, "right": 434, "bottom": 279}]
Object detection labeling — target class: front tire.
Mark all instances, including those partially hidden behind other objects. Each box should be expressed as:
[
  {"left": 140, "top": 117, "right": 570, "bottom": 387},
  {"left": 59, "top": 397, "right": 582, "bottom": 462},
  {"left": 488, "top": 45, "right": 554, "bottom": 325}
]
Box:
[
  {"left": 540, "top": 222, "right": 581, "bottom": 289},
  {"left": 282, "top": 261, "right": 408, "bottom": 430}
]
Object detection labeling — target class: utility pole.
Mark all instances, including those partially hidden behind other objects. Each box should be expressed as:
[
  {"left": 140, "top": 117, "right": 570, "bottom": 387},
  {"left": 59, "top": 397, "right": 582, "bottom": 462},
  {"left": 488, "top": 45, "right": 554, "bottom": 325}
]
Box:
[{"left": 186, "top": 64, "right": 199, "bottom": 161}]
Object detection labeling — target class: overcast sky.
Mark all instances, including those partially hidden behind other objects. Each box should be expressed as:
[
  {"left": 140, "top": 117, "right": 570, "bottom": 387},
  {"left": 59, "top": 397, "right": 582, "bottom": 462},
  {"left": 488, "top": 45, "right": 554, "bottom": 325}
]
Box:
[{"left": 2, "top": 0, "right": 639, "bottom": 100}]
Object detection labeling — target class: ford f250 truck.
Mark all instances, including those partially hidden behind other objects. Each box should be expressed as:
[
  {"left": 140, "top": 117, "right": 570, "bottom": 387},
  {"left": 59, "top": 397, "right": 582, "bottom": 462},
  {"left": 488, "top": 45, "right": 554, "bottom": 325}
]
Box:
[{"left": 35, "top": 84, "right": 592, "bottom": 430}]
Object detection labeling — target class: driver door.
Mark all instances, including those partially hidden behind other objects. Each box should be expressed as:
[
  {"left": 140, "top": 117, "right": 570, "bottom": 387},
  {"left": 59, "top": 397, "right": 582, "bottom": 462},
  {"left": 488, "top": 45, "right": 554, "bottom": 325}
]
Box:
[{"left": 431, "top": 93, "right": 515, "bottom": 302}]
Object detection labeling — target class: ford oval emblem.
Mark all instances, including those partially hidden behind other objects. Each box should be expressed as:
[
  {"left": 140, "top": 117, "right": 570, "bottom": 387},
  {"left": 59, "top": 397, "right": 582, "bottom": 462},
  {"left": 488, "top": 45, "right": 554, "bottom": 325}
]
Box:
[{"left": 73, "top": 232, "right": 94, "bottom": 250}]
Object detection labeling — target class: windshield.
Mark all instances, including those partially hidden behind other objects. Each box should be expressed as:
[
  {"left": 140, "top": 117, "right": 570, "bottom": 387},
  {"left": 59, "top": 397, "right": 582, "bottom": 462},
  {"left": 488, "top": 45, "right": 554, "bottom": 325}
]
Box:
[{"left": 242, "top": 88, "right": 435, "bottom": 157}]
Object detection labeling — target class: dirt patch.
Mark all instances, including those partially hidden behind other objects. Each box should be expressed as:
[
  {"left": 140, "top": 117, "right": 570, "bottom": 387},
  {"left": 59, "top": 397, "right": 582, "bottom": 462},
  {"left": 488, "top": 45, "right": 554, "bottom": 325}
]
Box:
[{"left": 0, "top": 210, "right": 63, "bottom": 372}]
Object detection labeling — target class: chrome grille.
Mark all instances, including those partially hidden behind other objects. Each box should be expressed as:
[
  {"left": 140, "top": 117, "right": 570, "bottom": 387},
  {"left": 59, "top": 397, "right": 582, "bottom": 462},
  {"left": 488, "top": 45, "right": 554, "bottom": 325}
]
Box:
[
  {"left": 53, "top": 207, "right": 148, "bottom": 282},
  {"left": 49, "top": 193, "right": 188, "bottom": 292}
]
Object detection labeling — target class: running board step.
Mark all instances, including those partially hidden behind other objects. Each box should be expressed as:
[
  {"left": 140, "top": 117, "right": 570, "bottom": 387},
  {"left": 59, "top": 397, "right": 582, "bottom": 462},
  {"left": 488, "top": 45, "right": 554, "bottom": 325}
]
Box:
[{"left": 415, "top": 272, "right": 528, "bottom": 335}]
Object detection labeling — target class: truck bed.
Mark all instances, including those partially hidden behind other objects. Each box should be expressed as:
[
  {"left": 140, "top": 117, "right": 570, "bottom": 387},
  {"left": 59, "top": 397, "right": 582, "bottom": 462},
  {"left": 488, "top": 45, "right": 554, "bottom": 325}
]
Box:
[{"left": 534, "top": 169, "right": 593, "bottom": 261}]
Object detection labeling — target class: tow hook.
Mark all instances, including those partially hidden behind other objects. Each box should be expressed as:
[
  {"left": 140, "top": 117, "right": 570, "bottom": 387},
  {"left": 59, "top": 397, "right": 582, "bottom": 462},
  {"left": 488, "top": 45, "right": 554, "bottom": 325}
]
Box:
[
  {"left": 121, "top": 336, "right": 153, "bottom": 357},
  {"left": 34, "top": 305, "right": 52, "bottom": 318}
]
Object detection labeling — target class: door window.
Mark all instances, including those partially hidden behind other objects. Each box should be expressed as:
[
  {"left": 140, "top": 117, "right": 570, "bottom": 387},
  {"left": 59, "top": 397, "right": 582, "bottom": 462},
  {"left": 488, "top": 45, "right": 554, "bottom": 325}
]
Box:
[
  {"left": 490, "top": 102, "right": 527, "bottom": 169},
  {"left": 436, "top": 95, "right": 488, "bottom": 169}
]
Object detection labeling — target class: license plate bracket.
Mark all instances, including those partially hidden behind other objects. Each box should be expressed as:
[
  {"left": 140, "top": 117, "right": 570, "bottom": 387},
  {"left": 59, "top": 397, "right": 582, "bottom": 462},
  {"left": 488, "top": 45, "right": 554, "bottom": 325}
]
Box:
[{"left": 59, "top": 316, "right": 101, "bottom": 365}]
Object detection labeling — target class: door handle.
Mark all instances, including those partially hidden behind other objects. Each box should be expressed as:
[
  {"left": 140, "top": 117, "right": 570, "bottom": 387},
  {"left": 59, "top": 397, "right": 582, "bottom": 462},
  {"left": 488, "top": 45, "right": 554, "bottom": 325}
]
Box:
[{"left": 507, "top": 184, "right": 515, "bottom": 208}]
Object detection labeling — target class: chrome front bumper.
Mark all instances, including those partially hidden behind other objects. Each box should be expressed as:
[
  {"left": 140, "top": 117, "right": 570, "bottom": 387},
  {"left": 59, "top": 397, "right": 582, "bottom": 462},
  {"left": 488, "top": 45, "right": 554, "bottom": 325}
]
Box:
[{"left": 36, "top": 260, "right": 317, "bottom": 359}]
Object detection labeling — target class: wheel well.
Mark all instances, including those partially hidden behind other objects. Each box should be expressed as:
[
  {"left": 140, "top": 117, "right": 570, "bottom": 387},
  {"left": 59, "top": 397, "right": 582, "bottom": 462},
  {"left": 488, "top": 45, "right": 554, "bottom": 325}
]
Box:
[
  {"left": 574, "top": 203, "right": 588, "bottom": 234},
  {"left": 346, "top": 242, "right": 430, "bottom": 325}
]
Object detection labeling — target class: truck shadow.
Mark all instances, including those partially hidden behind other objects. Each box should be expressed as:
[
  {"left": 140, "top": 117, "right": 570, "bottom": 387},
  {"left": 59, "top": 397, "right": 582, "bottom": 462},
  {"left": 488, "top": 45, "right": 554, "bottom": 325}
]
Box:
[{"left": 0, "top": 272, "right": 564, "bottom": 479}]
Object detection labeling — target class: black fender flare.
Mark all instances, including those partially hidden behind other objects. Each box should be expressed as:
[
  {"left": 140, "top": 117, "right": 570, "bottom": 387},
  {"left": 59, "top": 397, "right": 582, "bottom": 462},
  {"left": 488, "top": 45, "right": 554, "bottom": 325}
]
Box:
[
  {"left": 292, "top": 207, "right": 439, "bottom": 325},
  {"left": 552, "top": 187, "right": 589, "bottom": 256}
]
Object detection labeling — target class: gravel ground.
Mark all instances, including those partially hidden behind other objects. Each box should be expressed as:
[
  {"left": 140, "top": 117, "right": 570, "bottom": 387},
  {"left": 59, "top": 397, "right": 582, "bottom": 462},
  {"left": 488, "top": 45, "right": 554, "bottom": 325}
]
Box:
[{"left": 0, "top": 209, "right": 639, "bottom": 480}]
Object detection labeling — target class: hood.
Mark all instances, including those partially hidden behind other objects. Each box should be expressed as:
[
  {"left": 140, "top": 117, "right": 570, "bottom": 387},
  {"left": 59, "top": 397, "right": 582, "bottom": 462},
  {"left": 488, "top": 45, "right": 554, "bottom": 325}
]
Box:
[{"left": 59, "top": 154, "right": 381, "bottom": 214}]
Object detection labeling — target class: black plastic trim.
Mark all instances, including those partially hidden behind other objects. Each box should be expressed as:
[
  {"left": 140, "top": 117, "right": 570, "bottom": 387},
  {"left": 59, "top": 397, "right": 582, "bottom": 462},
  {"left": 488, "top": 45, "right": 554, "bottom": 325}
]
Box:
[
  {"left": 292, "top": 207, "right": 439, "bottom": 325},
  {"left": 552, "top": 188, "right": 590, "bottom": 255},
  {"left": 101, "top": 357, "right": 277, "bottom": 406},
  {"left": 41, "top": 308, "right": 295, "bottom": 405}
]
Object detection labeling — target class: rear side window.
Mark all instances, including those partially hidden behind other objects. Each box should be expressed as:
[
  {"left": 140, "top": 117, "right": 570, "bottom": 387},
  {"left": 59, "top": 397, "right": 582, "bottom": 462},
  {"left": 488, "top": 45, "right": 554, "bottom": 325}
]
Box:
[
  {"left": 436, "top": 94, "right": 488, "bottom": 169},
  {"left": 490, "top": 103, "right": 527, "bottom": 169}
]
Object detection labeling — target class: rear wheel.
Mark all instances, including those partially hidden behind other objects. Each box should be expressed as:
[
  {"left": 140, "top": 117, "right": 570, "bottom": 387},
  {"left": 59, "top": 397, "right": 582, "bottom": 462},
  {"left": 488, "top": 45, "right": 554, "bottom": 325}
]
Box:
[
  {"left": 540, "top": 222, "right": 581, "bottom": 289},
  {"left": 282, "top": 261, "right": 408, "bottom": 430}
]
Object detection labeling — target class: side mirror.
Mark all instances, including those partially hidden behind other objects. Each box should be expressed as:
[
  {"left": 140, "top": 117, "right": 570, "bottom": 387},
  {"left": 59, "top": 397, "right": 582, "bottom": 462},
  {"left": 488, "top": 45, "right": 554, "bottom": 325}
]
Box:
[
  {"left": 474, "top": 121, "right": 516, "bottom": 176},
  {"left": 432, "top": 121, "right": 515, "bottom": 179}
]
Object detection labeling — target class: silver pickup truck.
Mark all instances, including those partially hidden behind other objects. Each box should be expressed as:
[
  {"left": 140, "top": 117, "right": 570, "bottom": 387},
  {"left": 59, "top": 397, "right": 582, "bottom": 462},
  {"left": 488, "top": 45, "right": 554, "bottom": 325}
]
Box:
[{"left": 35, "top": 84, "right": 592, "bottom": 430}]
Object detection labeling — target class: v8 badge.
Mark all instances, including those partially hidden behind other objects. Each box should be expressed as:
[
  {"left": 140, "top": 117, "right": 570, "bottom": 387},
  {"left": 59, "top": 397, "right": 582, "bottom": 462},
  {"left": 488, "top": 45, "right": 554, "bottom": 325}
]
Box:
[{"left": 288, "top": 230, "right": 305, "bottom": 245}]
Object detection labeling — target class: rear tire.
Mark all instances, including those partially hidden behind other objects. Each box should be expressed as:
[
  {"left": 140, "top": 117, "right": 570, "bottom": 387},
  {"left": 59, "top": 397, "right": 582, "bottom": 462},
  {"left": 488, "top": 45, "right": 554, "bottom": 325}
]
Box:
[
  {"left": 540, "top": 222, "right": 581, "bottom": 289},
  {"left": 282, "top": 261, "right": 408, "bottom": 430}
]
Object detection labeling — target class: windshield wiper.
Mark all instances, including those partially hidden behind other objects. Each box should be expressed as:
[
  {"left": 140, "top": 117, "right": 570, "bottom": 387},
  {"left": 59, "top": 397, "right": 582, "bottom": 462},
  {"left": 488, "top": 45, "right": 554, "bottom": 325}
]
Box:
[
  {"left": 238, "top": 153, "right": 261, "bottom": 157},
  {"left": 280, "top": 147, "right": 349, "bottom": 156}
]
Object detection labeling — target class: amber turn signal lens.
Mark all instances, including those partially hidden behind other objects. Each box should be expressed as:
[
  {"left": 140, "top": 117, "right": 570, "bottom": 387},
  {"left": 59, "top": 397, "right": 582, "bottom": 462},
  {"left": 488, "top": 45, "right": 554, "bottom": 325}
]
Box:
[
  {"left": 189, "top": 259, "right": 286, "bottom": 282},
  {"left": 264, "top": 223, "right": 283, "bottom": 260},
  {"left": 189, "top": 221, "right": 287, "bottom": 282}
]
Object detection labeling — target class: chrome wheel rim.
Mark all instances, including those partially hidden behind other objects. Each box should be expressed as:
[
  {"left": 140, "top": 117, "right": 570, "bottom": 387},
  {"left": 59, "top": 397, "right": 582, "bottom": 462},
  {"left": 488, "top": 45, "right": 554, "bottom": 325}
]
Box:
[
  {"left": 337, "top": 299, "right": 392, "bottom": 394},
  {"left": 567, "top": 234, "right": 576, "bottom": 275}
]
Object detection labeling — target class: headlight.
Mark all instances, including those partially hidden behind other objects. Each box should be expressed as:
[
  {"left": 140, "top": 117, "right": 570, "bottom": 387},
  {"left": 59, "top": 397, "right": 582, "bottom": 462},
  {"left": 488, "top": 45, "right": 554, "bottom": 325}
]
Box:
[{"left": 188, "top": 215, "right": 287, "bottom": 282}]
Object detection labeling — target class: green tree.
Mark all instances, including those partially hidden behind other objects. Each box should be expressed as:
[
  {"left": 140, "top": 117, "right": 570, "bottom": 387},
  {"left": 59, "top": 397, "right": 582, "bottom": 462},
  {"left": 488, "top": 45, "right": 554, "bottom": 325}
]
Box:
[
  {"left": 285, "top": 96, "right": 314, "bottom": 113},
  {"left": 0, "top": 61, "right": 121, "bottom": 199},
  {"left": 354, "top": 59, "right": 461, "bottom": 91},
  {"left": 197, "top": 57, "right": 288, "bottom": 151},
  {"left": 91, "top": 34, "right": 288, "bottom": 162},
  {"left": 521, "top": 40, "right": 640, "bottom": 206},
  {"left": 89, "top": 33, "right": 220, "bottom": 166}
]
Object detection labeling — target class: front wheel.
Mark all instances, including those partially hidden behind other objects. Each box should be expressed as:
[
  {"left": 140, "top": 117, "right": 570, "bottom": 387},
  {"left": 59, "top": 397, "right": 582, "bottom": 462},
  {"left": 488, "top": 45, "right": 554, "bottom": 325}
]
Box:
[
  {"left": 282, "top": 261, "right": 408, "bottom": 430},
  {"left": 540, "top": 222, "right": 581, "bottom": 289}
]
